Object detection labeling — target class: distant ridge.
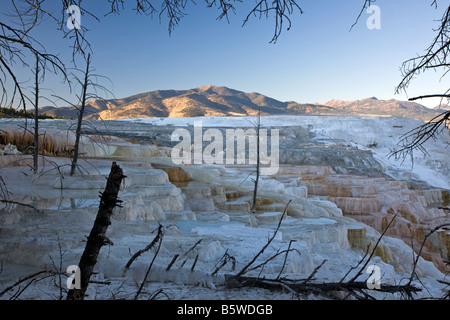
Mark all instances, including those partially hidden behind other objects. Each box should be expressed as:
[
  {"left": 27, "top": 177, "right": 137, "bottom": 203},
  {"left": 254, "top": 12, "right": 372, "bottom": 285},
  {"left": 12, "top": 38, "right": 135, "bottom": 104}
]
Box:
[
  {"left": 40, "top": 85, "right": 443, "bottom": 121},
  {"left": 434, "top": 104, "right": 450, "bottom": 113}
]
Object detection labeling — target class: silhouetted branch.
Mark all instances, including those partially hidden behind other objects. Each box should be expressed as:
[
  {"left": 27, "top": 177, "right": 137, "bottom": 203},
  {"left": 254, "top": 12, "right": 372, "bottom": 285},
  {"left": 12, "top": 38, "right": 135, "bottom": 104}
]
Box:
[
  {"left": 225, "top": 209, "right": 424, "bottom": 299},
  {"left": 409, "top": 94, "right": 450, "bottom": 101},
  {"left": 242, "top": 0, "right": 303, "bottom": 43},
  {"left": 0, "top": 18, "right": 68, "bottom": 109},
  {"left": 0, "top": 174, "right": 11, "bottom": 202},
  {"left": 303, "top": 259, "right": 327, "bottom": 284},
  {"left": 348, "top": 211, "right": 399, "bottom": 284},
  {"left": 396, "top": 5, "right": 450, "bottom": 94},
  {"left": 124, "top": 224, "right": 164, "bottom": 272},
  {"left": 0, "top": 270, "right": 53, "bottom": 299},
  {"left": 70, "top": 53, "right": 90, "bottom": 176},
  {"left": 103, "top": 1, "right": 302, "bottom": 42},
  {"left": 350, "top": 0, "right": 375, "bottom": 31},
  {"left": 251, "top": 107, "right": 261, "bottom": 214},
  {"left": 0, "top": 199, "right": 40, "bottom": 211},
  {"left": 408, "top": 223, "right": 450, "bottom": 286},
  {"left": 389, "top": 111, "right": 450, "bottom": 162},
  {"left": 134, "top": 224, "right": 164, "bottom": 300},
  {"left": 206, "top": 0, "right": 238, "bottom": 22},
  {"left": 211, "top": 250, "right": 236, "bottom": 276},
  {"left": 2, "top": 0, "right": 303, "bottom": 113},
  {"left": 235, "top": 200, "right": 291, "bottom": 277}
]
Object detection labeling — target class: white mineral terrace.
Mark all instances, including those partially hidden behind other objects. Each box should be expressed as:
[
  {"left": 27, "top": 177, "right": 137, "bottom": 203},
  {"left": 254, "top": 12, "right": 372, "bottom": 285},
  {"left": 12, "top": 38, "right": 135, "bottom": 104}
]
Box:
[{"left": 0, "top": 116, "right": 448, "bottom": 299}]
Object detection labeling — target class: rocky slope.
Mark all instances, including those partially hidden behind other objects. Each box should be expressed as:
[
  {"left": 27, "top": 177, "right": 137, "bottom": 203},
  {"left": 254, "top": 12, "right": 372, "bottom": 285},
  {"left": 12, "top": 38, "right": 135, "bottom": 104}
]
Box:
[
  {"left": 39, "top": 85, "right": 442, "bottom": 121},
  {"left": 324, "top": 97, "right": 442, "bottom": 121}
]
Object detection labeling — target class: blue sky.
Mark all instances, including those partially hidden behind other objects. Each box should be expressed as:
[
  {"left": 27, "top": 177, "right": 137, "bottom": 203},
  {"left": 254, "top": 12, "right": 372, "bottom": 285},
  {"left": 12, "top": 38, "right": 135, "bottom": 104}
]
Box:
[{"left": 7, "top": 0, "right": 450, "bottom": 108}]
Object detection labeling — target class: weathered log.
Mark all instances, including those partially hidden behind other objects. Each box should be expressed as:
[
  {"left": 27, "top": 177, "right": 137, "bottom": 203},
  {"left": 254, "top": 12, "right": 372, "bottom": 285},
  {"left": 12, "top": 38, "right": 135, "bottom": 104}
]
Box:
[
  {"left": 67, "top": 162, "right": 125, "bottom": 300},
  {"left": 224, "top": 275, "right": 422, "bottom": 300}
]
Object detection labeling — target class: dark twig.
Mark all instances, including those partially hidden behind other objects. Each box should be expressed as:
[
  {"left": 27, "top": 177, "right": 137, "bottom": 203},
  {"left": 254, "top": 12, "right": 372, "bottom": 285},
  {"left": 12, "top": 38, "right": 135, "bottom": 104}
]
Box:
[
  {"left": 124, "top": 224, "right": 164, "bottom": 272},
  {"left": 277, "top": 240, "right": 296, "bottom": 280},
  {"left": 348, "top": 211, "right": 399, "bottom": 284},
  {"left": 0, "top": 199, "right": 40, "bottom": 212},
  {"left": 166, "top": 254, "right": 179, "bottom": 271},
  {"left": 349, "top": 0, "right": 375, "bottom": 31},
  {"left": 0, "top": 270, "right": 52, "bottom": 298},
  {"left": 134, "top": 227, "right": 164, "bottom": 300},
  {"left": 303, "top": 259, "right": 327, "bottom": 284},
  {"left": 211, "top": 250, "right": 236, "bottom": 276},
  {"left": 408, "top": 223, "right": 450, "bottom": 286},
  {"left": 235, "top": 200, "right": 291, "bottom": 277},
  {"left": 389, "top": 111, "right": 450, "bottom": 162}
]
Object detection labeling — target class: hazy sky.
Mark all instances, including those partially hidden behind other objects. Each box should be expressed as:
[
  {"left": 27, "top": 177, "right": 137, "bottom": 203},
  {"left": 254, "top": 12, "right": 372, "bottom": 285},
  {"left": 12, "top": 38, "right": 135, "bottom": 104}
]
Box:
[{"left": 7, "top": 0, "right": 450, "bottom": 109}]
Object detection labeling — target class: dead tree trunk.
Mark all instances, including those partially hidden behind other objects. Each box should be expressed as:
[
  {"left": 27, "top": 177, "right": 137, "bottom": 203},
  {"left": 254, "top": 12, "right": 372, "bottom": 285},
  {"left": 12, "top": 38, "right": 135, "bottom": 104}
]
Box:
[
  {"left": 33, "top": 54, "right": 39, "bottom": 173},
  {"left": 70, "top": 53, "right": 91, "bottom": 176},
  {"left": 251, "top": 108, "right": 261, "bottom": 214},
  {"left": 66, "top": 162, "right": 125, "bottom": 300}
]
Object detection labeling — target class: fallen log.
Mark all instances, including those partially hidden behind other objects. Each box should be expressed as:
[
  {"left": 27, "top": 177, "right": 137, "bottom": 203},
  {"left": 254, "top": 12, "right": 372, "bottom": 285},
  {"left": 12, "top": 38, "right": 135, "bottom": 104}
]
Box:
[{"left": 224, "top": 275, "right": 422, "bottom": 300}]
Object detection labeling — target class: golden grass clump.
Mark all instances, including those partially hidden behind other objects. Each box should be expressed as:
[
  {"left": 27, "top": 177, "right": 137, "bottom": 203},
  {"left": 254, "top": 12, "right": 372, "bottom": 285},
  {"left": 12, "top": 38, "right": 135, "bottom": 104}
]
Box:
[{"left": 0, "top": 129, "right": 76, "bottom": 156}]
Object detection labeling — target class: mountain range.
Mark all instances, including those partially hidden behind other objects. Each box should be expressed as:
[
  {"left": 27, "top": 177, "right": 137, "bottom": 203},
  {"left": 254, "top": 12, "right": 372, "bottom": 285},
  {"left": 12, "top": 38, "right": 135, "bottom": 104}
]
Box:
[
  {"left": 434, "top": 104, "right": 450, "bottom": 113},
  {"left": 39, "top": 85, "right": 444, "bottom": 121}
]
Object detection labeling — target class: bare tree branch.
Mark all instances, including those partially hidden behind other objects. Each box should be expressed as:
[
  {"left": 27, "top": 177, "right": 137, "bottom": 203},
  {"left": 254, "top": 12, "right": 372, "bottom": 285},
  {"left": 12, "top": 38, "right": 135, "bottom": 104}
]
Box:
[
  {"left": 408, "top": 223, "right": 450, "bottom": 286},
  {"left": 235, "top": 200, "right": 291, "bottom": 277},
  {"left": 409, "top": 94, "right": 450, "bottom": 101},
  {"left": 350, "top": 0, "right": 375, "bottom": 31},
  {"left": 348, "top": 211, "right": 399, "bottom": 284},
  {"left": 389, "top": 111, "right": 450, "bottom": 162},
  {"left": 242, "top": 0, "right": 303, "bottom": 43},
  {"left": 124, "top": 224, "right": 164, "bottom": 272},
  {"left": 396, "top": 5, "right": 450, "bottom": 94},
  {"left": 384, "top": 2, "right": 450, "bottom": 161},
  {"left": 205, "top": 0, "right": 239, "bottom": 22},
  {"left": 134, "top": 224, "right": 164, "bottom": 300}
]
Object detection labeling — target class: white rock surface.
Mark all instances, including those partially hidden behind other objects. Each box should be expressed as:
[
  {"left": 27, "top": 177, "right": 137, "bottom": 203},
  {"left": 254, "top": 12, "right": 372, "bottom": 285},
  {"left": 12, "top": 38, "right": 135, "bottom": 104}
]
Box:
[{"left": 0, "top": 117, "right": 448, "bottom": 300}]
